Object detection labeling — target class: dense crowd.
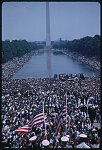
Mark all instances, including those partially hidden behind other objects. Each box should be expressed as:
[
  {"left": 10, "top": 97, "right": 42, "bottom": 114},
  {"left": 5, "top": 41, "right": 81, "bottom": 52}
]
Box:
[
  {"left": 2, "top": 75, "right": 101, "bottom": 148},
  {"left": 2, "top": 51, "right": 36, "bottom": 81},
  {"left": 2, "top": 50, "right": 101, "bottom": 148},
  {"left": 58, "top": 50, "right": 100, "bottom": 71}
]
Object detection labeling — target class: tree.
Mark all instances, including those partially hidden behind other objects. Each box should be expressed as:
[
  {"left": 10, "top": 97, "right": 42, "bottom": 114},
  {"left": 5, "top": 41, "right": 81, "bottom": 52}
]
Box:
[
  {"left": 52, "top": 35, "right": 100, "bottom": 59},
  {"left": 2, "top": 39, "right": 43, "bottom": 63}
]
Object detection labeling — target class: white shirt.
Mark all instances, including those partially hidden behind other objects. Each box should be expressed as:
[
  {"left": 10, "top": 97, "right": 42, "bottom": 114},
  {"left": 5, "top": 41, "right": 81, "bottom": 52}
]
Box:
[
  {"left": 92, "top": 144, "right": 99, "bottom": 148},
  {"left": 88, "top": 123, "right": 92, "bottom": 130}
]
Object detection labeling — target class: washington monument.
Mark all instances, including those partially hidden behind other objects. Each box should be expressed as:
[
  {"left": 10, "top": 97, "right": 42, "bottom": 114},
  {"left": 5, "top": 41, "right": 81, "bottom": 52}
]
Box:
[{"left": 46, "top": 2, "right": 51, "bottom": 48}]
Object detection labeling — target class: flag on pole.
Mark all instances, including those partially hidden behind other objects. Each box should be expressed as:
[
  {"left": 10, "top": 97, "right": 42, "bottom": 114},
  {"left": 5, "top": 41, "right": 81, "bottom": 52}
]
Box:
[
  {"left": 55, "top": 111, "right": 62, "bottom": 136},
  {"left": 55, "top": 111, "right": 62, "bottom": 127},
  {"left": 32, "top": 113, "right": 44, "bottom": 127},
  {"left": 32, "top": 103, "right": 44, "bottom": 127},
  {"left": 55, "top": 100, "right": 67, "bottom": 136},
  {"left": 14, "top": 123, "right": 32, "bottom": 133},
  {"left": 14, "top": 104, "right": 44, "bottom": 134},
  {"left": 61, "top": 96, "right": 67, "bottom": 117},
  {"left": 62, "top": 105, "right": 66, "bottom": 117}
]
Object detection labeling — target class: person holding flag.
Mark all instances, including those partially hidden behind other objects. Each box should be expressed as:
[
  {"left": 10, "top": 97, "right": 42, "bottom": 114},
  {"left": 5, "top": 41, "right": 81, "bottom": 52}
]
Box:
[{"left": 54, "top": 92, "right": 69, "bottom": 147}]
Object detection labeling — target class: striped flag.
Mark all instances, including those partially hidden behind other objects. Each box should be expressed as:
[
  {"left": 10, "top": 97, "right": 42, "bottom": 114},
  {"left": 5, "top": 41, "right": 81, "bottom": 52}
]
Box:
[
  {"left": 32, "top": 113, "right": 44, "bottom": 127},
  {"left": 62, "top": 105, "right": 66, "bottom": 117},
  {"left": 32, "top": 104, "right": 44, "bottom": 126},
  {"left": 55, "top": 111, "right": 62, "bottom": 136},
  {"left": 14, "top": 103, "right": 44, "bottom": 134},
  {"left": 55, "top": 104, "right": 67, "bottom": 136},
  {"left": 14, "top": 123, "right": 32, "bottom": 133},
  {"left": 55, "top": 111, "right": 62, "bottom": 127},
  {"left": 18, "top": 132, "right": 25, "bottom": 137}
]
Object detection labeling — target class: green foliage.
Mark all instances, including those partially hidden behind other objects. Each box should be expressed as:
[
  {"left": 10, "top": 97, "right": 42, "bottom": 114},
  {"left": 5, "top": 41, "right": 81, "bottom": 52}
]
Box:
[
  {"left": 53, "top": 35, "right": 100, "bottom": 59},
  {"left": 2, "top": 40, "right": 44, "bottom": 63}
]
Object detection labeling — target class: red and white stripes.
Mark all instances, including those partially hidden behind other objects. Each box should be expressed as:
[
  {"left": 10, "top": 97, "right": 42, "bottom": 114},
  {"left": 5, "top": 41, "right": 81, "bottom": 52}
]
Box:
[
  {"left": 14, "top": 123, "right": 32, "bottom": 133},
  {"left": 62, "top": 105, "right": 66, "bottom": 117},
  {"left": 32, "top": 113, "right": 44, "bottom": 127},
  {"left": 55, "top": 105, "right": 67, "bottom": 136},
  {"left": 55, "top": 112, "right": 62, "bottom": 136},
  {"left": 14, "top": 113, "right": 44, "bottom": 134}
]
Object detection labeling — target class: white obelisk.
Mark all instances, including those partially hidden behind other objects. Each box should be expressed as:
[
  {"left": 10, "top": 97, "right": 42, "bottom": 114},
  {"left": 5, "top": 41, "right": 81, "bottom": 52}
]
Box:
[{"left": 46, "top": 2, "right": 51, "bottom": 49}]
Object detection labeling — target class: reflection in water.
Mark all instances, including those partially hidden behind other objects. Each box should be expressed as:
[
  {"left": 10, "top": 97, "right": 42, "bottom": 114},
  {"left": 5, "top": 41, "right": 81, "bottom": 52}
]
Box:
[
  {"left": 46, "top": 50, "right": 52, "bottom": 78},
  {"left": 12, "top": 51, "right": 100, "bottom": 79}
]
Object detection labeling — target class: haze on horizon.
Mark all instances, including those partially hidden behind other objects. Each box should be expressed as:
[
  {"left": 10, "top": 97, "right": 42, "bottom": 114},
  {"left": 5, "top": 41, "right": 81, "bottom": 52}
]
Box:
[{"left": 2, "top": 2, "right": 100, "bottom": 42}]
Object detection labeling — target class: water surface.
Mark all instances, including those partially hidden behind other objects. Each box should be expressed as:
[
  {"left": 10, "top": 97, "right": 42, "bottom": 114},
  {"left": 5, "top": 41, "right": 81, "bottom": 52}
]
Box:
[{"left": 12, "top": 51, "right": 100, "bottom": 79}]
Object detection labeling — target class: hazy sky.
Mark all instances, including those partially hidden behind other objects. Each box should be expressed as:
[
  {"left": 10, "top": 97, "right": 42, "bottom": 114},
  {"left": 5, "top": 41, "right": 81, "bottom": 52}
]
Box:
[{"left": 2, "top": 2, "right": 100, "bottom": 41}]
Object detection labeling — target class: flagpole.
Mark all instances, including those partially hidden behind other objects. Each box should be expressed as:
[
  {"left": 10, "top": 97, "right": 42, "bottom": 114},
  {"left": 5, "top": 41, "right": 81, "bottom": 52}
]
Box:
[
  {"left": 43, "top": 101, "right": 47, "bottom": 140},
  {"left": 66, "top": 92, "right": 67, "bottom": 134}
]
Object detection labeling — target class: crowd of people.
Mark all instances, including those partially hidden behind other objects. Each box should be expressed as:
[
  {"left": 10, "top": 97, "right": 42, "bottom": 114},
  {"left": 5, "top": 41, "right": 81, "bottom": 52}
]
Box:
[
  {"left": 2, "top": 51, "right": 36, "bottom": 81},
  {"left": 2, "top": 51, "right": 101, "bottom": 148},
  {"left": 62, "top": 50, "right": 100, "bottom": 71},
  {"left": 2, "top": 74, "right": 101, "bottom": 148}
]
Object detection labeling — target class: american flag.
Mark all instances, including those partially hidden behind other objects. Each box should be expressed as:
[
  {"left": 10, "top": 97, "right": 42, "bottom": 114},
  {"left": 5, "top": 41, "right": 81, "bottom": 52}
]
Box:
[
  {"left": 62, "top": 105, "right": 66, "bottom": 117},
  {"left": 55, "top": 111, "right": 62, "bottom": 127},
  {"left": 18, "top": 132, "right": 25, "bottom": 137},
  {"left": 33, "top": 103, "right": 44, "bottom": 126},
  {"left": 14, "top": 103, "right": 44, "bottom": 134},
  {"left": 55, "top": 103, "right": 67, "bottom": 136},
  {"left": 31, "top": 113, "right": 44, "bottom": 127},
  {"left": 14, "top": 123, "right": 32, "bottom": 133},
  {"left": 62, "top": 94, "right": 67, "bottom": 118},
  {"left": 55, "top": 111, "right": 62, "bottom": 136}
]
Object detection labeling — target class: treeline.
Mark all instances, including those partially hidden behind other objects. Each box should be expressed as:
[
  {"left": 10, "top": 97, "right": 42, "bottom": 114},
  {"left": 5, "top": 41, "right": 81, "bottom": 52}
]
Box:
[
  {"left": 2, "top": 40, "right": 44, "bottom": 63},
  {"left": 2, "top": 35, "right": 100, "bottom": 63},
  {"left": 53, "top": 35, "right": 100, "bottom": 59}
]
